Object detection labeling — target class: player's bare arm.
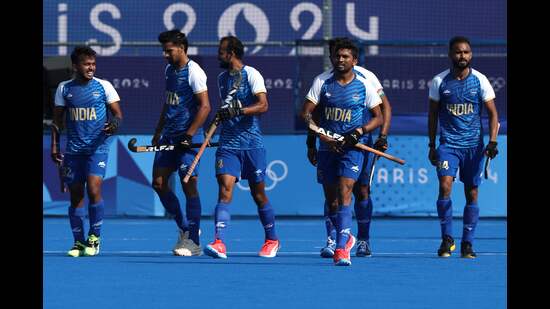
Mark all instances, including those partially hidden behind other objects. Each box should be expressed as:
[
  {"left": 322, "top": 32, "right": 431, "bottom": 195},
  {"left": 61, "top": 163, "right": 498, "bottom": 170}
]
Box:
[
  {"left": 428, "top": 99, "right": 439, "bottom": 166},
  {"left": 152, "top": 104, "right": 168, "bottom": 145},
  {"left": 186, "top": 91, "right": 212, "bottom": 136},
  {"left": 241, "top": 92, "right": 268, "bottom": 115},
  {"left": 374, "top": 94, "right": 392, "bottom": 151},
  {"left": 51, "top": 106, "right": 66, "bottom": 164},
  {"left": 484, "top": 99, "right": 499, "bottom": 158},
  {"left": 359, "top": 105, "right": 383, "bottom": 135},
  {"left": 102, "top": 101, "right": 123, "bottom": 135}
]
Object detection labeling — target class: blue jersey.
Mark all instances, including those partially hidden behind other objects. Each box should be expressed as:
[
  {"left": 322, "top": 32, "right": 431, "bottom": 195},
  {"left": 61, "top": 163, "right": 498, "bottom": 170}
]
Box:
[
  {"left": 429, "top": 68, "right": 496, "bottom": 148},
  {"left": 217, "top": 66, "right": 267, "bottom": 150},
  {"left": 306, "top": 72, "right": 381, "bottom": 151},
  {"left": 162, "top": 60, "right": 208, "bottom": 140},
  {"left": 55, "top": 77, "right": 120, "bottom": 155}
]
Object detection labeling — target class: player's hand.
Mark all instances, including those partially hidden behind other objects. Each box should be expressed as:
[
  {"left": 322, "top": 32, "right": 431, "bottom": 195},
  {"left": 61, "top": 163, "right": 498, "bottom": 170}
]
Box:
[
  {"left": 179, "top": 134, "right": 193, "bottom": 150},
  {"left": 374, "top": 134, "right": 388, "bottom": 152},
  {"left": 217, "top": 107, "right": 243, "bottom": 121},
  {"left": 485, "top": 141, "right": 498, "bottom": 159},
  {"left": 151, "top": 133, "right": 161, "bottom": 146},
  {"left": 339, "top": 129, "right": 361, "bottom": 149},
  {"left": 102, "top": 117, "right": 121, "bottom": 135},
  {"left": 51, "top": 150, "right": 64, "bottom": 165},
  {"left": 428, "top": 146, "right": 438, "bottom": 166},
  {"left": 307, "top": 147, "right": 318, "bottom": 166}
]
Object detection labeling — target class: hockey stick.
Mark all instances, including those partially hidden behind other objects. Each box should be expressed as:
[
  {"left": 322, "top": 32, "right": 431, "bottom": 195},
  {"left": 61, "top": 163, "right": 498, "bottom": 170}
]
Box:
[
  {"left": 127, "top": 138, "right": 219, "bottom": 153},
  {"left": 484, "top": 122, "right": 500, "bottom": 179},
  {"left": 183, "top": 70, "right": 243, "bottom": 183},
  {"left": 308, "top": 121, "right": 405, "bottom": 165},
  {"left": 368, "top": 155, "right": 380, "bottom": 187}
]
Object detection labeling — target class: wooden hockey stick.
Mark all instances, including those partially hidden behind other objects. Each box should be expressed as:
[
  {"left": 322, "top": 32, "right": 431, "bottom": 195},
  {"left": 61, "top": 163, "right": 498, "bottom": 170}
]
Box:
[
  {"left": 484, "top": 122, "right": 500, "bottom": 179},
  {"left": 127, "top": 138, "right": 219, "bottom": 153},
  {"left": 308, "top": 121, "right": 405, "bottom": 165}
]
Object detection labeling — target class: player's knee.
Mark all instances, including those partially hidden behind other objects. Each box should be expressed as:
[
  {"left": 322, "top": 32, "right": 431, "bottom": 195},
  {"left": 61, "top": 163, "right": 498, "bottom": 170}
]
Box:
[
  {"left": 86, "top": 185, "right": 102, "bottom": 202},
  {"left": 353, "top": 184, "right": 370, "bottom": 201},
  {"left": 252, "top": 192, "right": 268, "bottom": 206},
  {"left": 152, "top": 179, "right": 167, "bottom": 193}
]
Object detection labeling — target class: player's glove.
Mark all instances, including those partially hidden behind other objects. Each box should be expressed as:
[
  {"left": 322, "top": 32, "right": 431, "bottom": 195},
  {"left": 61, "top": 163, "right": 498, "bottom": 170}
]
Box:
[
  {"left": 217, "top": 106, "right": 243, "bottom": 121},
  {"left": 103, "top": 116, "right": 122, "bottom": 135},
  {"left": 485, "top": 141, "right": 498, "bottom": 159},
  {"left": 339, "top": 129, "right": 362, "bottom": 149},
  {"left": 179, "top": 134, "right": 193, "bottom": 150},
  {"left": 428, "top": 143, "right": 438, "bottom": 166},
  {"left": 374, "top": 134, "right": 388, "bottom": 152}
]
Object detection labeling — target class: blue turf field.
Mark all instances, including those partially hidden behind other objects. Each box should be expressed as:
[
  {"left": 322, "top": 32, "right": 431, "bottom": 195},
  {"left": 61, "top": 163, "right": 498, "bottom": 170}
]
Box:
[{"left": 44, "top": 217, "right": 506, "bottom": 308}]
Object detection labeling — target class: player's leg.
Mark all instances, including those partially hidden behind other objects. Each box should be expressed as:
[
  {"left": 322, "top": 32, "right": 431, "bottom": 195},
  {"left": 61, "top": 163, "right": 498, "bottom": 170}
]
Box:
[
  {"left": 82, "top": 152, "right": 109, "bottom": 256},
  {"left": 175, "top": 149, "right": 203, "bottom": 256},
  {"left": 435, "top": 144, "right": 460, "bottom": 257},
  {"left": 320, "top": 184, "right": 338, "bottom": 257},
  {"left": 333, "top": 149, "right": 362, "bottom": 266},
  {"left": 353, "top": 183, "right": 373, "bottom": 257},
  {"left": 204, "top": 148, "right": 240, "bottom": 259},
  {"left": 243, "top": 148, "right": 280, "bottom": 257},
  {"left": 152, "top": 149, "right": 189, "bottom": 234},
  {"left": 317, "top": 151, "right": 338, "bottom": 257},
  {"left": 63, "top": 154, "right": 87, "bottom": 257},
  {"left": 458, "top": 145, "right": 484, "bottom": 258}
]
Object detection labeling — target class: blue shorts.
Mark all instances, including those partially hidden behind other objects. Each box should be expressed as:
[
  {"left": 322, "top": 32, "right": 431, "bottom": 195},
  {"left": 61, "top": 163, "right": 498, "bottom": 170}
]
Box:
[
  {"left": 215, "top": 147, "right": 267, "bottom": 183},
  {"left": 436, "top": 143, "right": 485, "bottom": 186},
  {"left": 62, "top": 152, "right": 109, "bottom": 185},
  {"left": 153, "top": 135, "right": 200, "bottom": 178},
  {"left": 317, "top": 149, "right": 364, "bottom": 184}
]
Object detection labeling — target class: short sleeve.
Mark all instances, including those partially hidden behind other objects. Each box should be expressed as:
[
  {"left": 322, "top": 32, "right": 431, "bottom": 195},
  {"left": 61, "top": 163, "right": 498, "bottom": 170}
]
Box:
[
  {"left": 246, "top": 67, "right": 267, "bottom": 95},
  {"left": 429, "top": 76, "right": 442, "bottom": 101},
  {"left": 54, "top": 82, "right": 66, "bottom": 107},
  {"left": 189, "top": 62, "right": 208, "bottom": 94},
  {"left": 97, "top": 79, "right": 120, "bottom": 104},
  {"left": 477, "top": 73, "right": 496, "bottom": 102},
  {"left": 364, "top": 82, "right": 382, "bottom": 109}
]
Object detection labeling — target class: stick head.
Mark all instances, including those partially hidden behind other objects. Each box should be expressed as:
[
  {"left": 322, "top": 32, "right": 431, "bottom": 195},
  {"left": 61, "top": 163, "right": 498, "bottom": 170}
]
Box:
[{"left": 127, "top": 138, "right": 138, "bottom": 152}]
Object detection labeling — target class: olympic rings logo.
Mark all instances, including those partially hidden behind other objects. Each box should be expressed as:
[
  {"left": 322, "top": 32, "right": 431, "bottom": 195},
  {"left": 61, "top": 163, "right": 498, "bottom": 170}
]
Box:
[
  {"left": 488, "top": 77, "right": 506, "bottom": 92},
  {"left": 237, "top": 160, "right": 288, "bottom": 191}
]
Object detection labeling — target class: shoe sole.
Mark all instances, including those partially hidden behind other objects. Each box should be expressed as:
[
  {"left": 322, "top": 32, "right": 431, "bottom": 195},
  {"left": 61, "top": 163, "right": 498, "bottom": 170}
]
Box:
[
  {"left": 335, "top": 258, "right": 352, "bottom": 266},
  {"left": 460, "top": 254, "right": 476, "bottom": 259},
  {"left": 320, "top": 249, "right": 334, "bottom": 258},
  {"left": 259, "top": 244, "right": 280, "bottom": 258},
  {"left": 356, "top": 252, "right": 372, "bottom": 257},
  {"left": 204, "top": 246, "right": 227, "bottom": 259}
]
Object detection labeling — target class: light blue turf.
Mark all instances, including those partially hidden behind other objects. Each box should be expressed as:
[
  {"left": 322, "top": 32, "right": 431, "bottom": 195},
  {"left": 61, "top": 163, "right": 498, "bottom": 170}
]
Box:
[{"left": 44, "top": 217, "right": 506, "bottom": 309}]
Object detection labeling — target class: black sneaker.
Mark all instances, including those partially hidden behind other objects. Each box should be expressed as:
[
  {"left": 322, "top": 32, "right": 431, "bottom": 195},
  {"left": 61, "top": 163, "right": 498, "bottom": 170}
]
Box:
[
  {"left": 437, "top": 235, "right": 455, "bottom": 257},
  {"left": 356, "top": 240, "right": 372, "bottom": 257},
  {"left": 460, "top": 241, "right": 477, "bottom": 259}
]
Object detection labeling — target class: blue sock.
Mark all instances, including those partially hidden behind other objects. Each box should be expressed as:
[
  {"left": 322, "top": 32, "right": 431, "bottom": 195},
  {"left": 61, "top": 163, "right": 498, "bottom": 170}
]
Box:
[
  {"left": 436, "top": 199, "right": 453, "bottom": 237},
  {"left": 68, "top": 206, "right": 86, "bottom": 243},
  {"left": 88, "top": 200, "right": 104, "bottom": 237},
  {"left": 214, "top": 202, "right": 231, "bottom": 242},
  {"left": 336, "top": 204, "right": 353, "bottom": 249},
  {"left": 324, "top": 201, "right": 337, "bottom": 240},
  {"left": 355, "top": 198, "right": 373, "bottom": 240},
  {"left": 159, "top": 191, "right": 188, "bottom": 232},
  {"left": 258, "top": 202, "right": 277, "bottom": 240},
  {"left": 462, "top": 204, "right": 479, "bottom": 244},
  {"left": 186, "top": 197, "right": 202, "bottom": 244}
]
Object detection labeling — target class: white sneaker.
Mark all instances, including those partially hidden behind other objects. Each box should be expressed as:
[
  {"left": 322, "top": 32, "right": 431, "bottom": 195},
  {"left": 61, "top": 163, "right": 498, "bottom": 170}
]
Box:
[{"left": 173, "top": 230, "right": 202, "bottom": 256}]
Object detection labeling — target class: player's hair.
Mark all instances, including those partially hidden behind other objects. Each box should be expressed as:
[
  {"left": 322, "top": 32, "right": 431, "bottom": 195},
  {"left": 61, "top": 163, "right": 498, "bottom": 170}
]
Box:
[
  {"left": 70, "top": 46, "right": 96, "bottom": 64},
  {"left": 328, "top": 37, "right": 348, "bottom": 56},
  {"left": 158, "top": 30, "right": 189, "bottom": 53},
  {"left": 449, "top": 36, "right": 471, "bottom": 50},
  {"left": 332, "top": 38, "right": 359, "bottom": 59},
  {"left": 220, "top": 36, "right": 244, "bottom": 59}
]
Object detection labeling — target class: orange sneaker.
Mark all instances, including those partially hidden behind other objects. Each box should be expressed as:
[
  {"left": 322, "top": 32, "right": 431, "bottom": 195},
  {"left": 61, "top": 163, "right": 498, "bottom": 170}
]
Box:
[
  {"left": 258, "top": 239, "right": 280, "bottom": 258},
  {"left": 334, "top": 234, "right": 356, "bottom": 266},
  {"left": 204, "top": 239, "right": 227, "bottom": 259}
]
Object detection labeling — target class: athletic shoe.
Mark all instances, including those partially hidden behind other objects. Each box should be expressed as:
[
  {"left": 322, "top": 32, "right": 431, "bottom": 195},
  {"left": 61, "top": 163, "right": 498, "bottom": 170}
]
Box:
[
  {"left": 437, "top": 235, "right": 456, "bottom": 258},
  {"left": 204, "top": 239, "right": 227, "bottom": 259},
  {"left": 173, "top": 230, "right": 202, "bottom": 256},
  {"left": 259, "top": 239, "right": 280, "bottom": 258},
  {"left": 83, "top": 234, "right": 100, "bottom": 256},
  {"left": 67, "top": 241, "right": 86, "bottom": 257},
  {"left": 334, "top": 234, "right": 356, "bottom": 266},
  {"left": 320, "top": 236, "right": 336, "bottom": 258},
  {"left": 460, "top": 241, "right": 477, "bottom": 259},
  {"left": 355, "top": 239, "right": 372, "bottom": 257}
]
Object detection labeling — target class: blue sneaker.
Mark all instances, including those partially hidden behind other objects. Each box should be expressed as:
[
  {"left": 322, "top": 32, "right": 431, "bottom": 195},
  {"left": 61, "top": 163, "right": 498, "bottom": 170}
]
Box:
[
  {"left": 320, "top": 237, "right": 336, "bottom": 258},
  {"left": 356, "top": 240, "right": 372, "bottom": 257}
]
